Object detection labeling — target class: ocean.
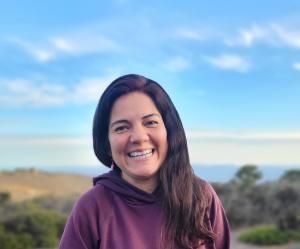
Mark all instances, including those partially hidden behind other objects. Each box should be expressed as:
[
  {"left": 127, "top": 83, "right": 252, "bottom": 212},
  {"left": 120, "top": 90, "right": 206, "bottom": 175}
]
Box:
[{"left": 2, "top": 164, "right": 298, "bottom": 183}]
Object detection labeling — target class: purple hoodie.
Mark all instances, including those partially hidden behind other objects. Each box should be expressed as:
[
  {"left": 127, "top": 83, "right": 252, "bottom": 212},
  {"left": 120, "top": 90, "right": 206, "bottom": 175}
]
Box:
[{"left": 59, "top": 170, "right": 230, "bottom": 249}]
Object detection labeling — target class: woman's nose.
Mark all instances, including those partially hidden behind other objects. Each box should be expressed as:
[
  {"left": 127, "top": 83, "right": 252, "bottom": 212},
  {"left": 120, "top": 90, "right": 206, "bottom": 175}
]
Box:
[{"left": 129, "top": 125, "right": 149, "bottom": 144}]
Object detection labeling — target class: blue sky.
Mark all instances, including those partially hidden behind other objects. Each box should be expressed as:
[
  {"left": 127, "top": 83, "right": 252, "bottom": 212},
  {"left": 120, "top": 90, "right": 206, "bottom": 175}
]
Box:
[{"left": 0, "top": 1, "right": 300, "bottom": 169}]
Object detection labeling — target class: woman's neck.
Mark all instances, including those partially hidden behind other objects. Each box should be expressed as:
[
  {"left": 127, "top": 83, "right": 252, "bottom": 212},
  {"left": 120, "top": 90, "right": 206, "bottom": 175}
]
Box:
[{"left": 121, "top": 173, "right": 158, "bottom": 193}]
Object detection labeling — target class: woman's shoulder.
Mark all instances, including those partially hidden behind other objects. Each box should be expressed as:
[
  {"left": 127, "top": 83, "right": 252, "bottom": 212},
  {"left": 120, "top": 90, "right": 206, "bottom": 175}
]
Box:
[
  {"left": 76, "top": 183, "right": 106, "bottom": 203},
  {"left": 194, "top": 176, "right": 217, "bottom": 199},
  {"left": 71, "top": 180, "right": 113, "bottom": 218},
  {"left": 193, "top": 175, "right": 225, "bottom": 216},
  {"left": 195, "top": 176, "right": 229, "bottom": 220},
  {"left": 194, "top": 175, "right": 231, "bottom": 247}
]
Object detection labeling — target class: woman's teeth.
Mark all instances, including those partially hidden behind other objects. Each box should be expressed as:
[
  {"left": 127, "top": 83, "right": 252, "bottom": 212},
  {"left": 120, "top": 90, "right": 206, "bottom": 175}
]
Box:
[{"left": 128, "top": 149, "right": 153, "bottom": 158}]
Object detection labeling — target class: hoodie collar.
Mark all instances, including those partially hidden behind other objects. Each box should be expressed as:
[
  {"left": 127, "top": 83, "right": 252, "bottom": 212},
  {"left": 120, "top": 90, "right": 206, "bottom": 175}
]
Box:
[{"left": 93, "top": 169, "right": 162, "bottom": 205}]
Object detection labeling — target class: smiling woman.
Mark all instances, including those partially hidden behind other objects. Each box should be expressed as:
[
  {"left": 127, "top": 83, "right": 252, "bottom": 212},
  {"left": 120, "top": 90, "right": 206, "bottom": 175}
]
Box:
[
  {"left": 108, "top": 92, "right": 168, "bottom": 193},
  {"left": 58, "top": 74, "right": 230, "bottom": 249}
]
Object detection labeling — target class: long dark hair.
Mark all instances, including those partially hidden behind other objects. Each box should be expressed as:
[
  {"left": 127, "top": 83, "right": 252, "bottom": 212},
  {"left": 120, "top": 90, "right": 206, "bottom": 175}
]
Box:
[{"left": 93, "top": 74, "right": 215, "bottom": 248}]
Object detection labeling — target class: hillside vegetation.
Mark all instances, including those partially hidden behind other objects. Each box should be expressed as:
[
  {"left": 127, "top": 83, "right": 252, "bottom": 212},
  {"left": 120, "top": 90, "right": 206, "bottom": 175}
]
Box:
[
  {"left": 213, "top": 165, "right": 300, "bottom": 246},
  {"left": 0, "top": 168, "right": 92, "bottom": 201},
  {"left": 0, "top": 166, "right": 300, "bottom": 248}
]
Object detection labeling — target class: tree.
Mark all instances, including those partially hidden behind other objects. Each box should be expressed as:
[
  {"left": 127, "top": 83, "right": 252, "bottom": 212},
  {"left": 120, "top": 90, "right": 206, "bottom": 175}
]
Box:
[
  {"left": 280, "top": 169, "right": 300, "bottom": 182},
  {"left": 234, "top": 164, "right": 262, "bottom": 191},
  {"left": 269, "top": 183, "right": 300, "bottom": 230}
]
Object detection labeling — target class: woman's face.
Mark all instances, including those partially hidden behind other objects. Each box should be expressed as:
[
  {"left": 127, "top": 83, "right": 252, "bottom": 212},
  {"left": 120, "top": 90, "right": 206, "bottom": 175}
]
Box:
[{"left": 108, "top": 91, "right": 168, "bottom": 192}]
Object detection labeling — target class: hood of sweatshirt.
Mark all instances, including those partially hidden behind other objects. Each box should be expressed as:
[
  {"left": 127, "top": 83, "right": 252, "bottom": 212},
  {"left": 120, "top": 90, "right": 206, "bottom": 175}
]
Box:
[{"left": 93, "top": 169, "right": 162, "bottom": 205}]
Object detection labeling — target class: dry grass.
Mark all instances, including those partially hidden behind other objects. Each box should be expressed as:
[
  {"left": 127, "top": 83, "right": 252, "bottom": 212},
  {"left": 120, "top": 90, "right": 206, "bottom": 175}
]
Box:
[{"left": 0, "top": 169, "right": 92, "bottom": 202}]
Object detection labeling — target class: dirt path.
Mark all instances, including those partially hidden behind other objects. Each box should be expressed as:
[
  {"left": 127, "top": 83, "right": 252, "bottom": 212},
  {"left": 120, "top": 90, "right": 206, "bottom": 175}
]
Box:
[{"left": 231, "top": 231, "right": 300, "bottom": 249}]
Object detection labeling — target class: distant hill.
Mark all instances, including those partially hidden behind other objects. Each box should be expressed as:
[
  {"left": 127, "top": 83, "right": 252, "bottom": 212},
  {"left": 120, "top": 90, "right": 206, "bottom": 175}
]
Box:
[
  {"left": 0, "top": 168, "right": 92, "bottom": 202},
  {"left": 35, "top": 164, "right": 299, "bottom": 182},
  {"left": 1, "top": 165, "right": 299, "bottom": 202}
]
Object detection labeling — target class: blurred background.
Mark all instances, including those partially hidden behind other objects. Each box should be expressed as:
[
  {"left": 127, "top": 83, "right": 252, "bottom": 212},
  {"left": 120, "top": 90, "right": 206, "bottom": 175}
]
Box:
[{"left": 0, "top": 1, "right": 300, "bottom": 248}]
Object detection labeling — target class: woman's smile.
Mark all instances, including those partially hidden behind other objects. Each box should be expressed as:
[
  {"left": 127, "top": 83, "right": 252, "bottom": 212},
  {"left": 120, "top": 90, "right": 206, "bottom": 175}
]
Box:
[{"left": 127, "top": 149, "right": 154, "bottom": 159}]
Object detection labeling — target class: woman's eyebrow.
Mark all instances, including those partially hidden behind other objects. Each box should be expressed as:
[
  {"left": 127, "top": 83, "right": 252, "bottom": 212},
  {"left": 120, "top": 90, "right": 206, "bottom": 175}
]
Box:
[{"left": 142, "top": 113, "right": 160, "bottom": 119}]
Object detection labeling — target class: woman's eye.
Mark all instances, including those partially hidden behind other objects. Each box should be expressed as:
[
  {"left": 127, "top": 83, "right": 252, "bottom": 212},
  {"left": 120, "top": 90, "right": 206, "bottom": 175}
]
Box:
[
  {"left": 145, "top": 120, "right": 158, "bottom": 127},
  {"left": 114, "top": 126, "right": 128, "bottom": 133}
]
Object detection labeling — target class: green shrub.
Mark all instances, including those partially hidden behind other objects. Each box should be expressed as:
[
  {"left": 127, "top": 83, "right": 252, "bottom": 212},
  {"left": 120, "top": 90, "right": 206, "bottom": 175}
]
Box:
[
  {"left": 3, "top": 208, "right": 66, "bottom": 248},
  {"left": 16, "top": 233, "right": 35, "bottom": 248},
  {"left": 0, "top": 226, "right": 34, "bottom": 249},
  {"left": 239, "top": 225, "right": 289, "bottom": 245},
  {"left": 285, "top": 229, "right": 300, "bottom": 241},
  {"left": 0, "top": 192, "right": 11, "bottom": 204}
]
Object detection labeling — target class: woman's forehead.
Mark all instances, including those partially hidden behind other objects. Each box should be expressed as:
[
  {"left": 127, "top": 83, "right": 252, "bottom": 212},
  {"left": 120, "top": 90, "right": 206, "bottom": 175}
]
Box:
[{"left": 109, "top": 92, "right": 161, "bottom": 123}]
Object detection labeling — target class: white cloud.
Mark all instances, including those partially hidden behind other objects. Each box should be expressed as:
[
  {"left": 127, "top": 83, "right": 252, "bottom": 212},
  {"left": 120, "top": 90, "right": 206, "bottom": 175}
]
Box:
[
  {"left": 8, "top": 37, "right": 55, "bottom": 62},
  {"left": 3, "top": 135, "right": 91, "bottom": 147},
  {"left": 272, "top": 24, "right": 300, "bottom": 49},
  {"left": 225, "top": 24, "right": 268, "bottom": 47},
  {"left": 226, "top": 23, "right": 300, "bottom": 49},
  {"left": 0, "top": 79, "right": 67, "bottom": 107},
  {"left": 10, "top": 31, "right": 120, "bottom": 63},
  {"left": 163, "top": 56, "right": 190, "bottom": 72},
  {"left": 293, "top": 62, "right": 300, "bottom": 71},
  {"left": 0, "top": 135, "right": 100, "bottom": 167},
  {"left": 51, "top": 37, "right": 74, "bottom": 52},
  {"left": 32, "top": 49, "right": 55, "bottom": 62},
  {"left": 0, "top": 76, "right": 115, "bottom": 107},
  {"left": 1, "top": 132, "right": 299, "bottom": 167},
  {"left": 188, "top": 141, "right": 300, "bottom": 165},
  {"left": 50, "top": 34, "right": 120, "bottom": 56},
  {"left": 72, "top": 77, "right": 114, "bottom": 104},
  {"left": 186, "top": 130, "right": 300, "bottom": 165},
  {"left": 186, "top": 130, "right": 300, "bottom": 141},
  {"left": 176, "top": 28, "right": 205, "bottom": 41},
  {"left": 204, "top": 54, "right": 250, "bottom": 72}
]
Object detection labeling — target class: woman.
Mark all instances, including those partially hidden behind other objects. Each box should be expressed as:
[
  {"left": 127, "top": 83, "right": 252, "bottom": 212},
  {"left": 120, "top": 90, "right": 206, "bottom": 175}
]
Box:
[{"left": 59, "top": 74, "right": 230, "bottom": 249}]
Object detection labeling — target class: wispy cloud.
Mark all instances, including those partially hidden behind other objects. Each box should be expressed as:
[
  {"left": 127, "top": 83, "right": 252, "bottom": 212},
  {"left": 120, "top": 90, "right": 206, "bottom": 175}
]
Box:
[
  {"left": 186, "top": 130, "right": 300, "bottom": 165},
  {"left": 2, "top": 135, "right": 91, "bottom": 147},
  {"left": 175, "top": 28, "right": 205, "bottom": 41},
  {"left": 204, "top": 54, "right": 250, "bottom": 72},
  {"left": 186, "top": 130, "right": 300, "bottom": 142},
  {"left": 225, "top": 24, "right": 269, "bottom": 47},
  {"left": 50, "top": 34, "right": 120, "bottom": 55},
  {"left": 0, "top": 79, "right": 66, "bottom": 106},
  {"left": 51, "top": 37, "right": 74, "bottom": 52},
  {"left": 272, "top": 24, "right": 300, "bottom": 49},
  {"left": 0, "top": 76, "right": 115, "bottom": 107},
  {"left": 226, "top": 23, "right": 300, "bottom": 49},
  {"left": 8, "top": 38, "right": 55, "bottom": 62},
  {"left": 188, "top": 140, "right": 300, "bottom": 165},
  {"left": 9, "top": 32, "right": 120, "bottom": 62},
  {"left": 33, "top": 50, "right": 54, "bottom": 62},
  {"left": 293, "top": 62, "right": 300, "bottom": 70},
  {"left": 72, "top": 77, "right": 113, "bottom": 104},
  {"left": 163, "top": 56, "right": 190, "bottom": 72},
  {"left": 0, "top": 135, "right": 99, "bottom": 167},
  {"left": 1, "top": 133, "right": 299, "bottom": 166}
]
